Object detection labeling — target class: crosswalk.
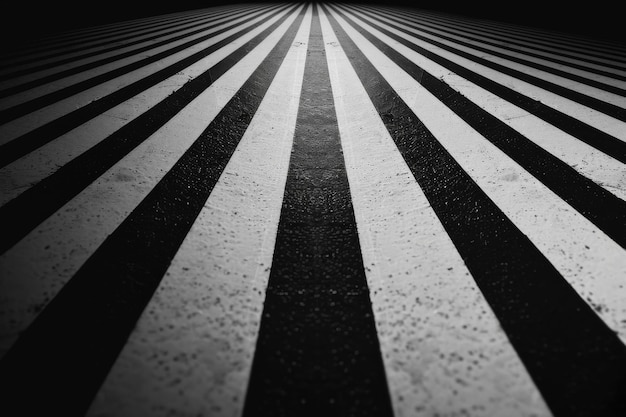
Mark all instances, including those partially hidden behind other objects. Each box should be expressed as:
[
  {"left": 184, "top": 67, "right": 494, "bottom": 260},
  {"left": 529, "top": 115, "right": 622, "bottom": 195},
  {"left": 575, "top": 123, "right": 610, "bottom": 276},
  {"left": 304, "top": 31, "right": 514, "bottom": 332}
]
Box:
[{"left": 0, "top": 2, "right": 624, "bottom": 416}]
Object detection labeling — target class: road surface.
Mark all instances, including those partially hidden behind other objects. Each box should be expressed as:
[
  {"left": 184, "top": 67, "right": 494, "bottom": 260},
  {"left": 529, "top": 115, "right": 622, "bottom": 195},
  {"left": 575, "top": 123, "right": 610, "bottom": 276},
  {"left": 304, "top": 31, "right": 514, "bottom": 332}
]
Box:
[{"left": 0, "top": 3, "right": 625, "bottom": 416}]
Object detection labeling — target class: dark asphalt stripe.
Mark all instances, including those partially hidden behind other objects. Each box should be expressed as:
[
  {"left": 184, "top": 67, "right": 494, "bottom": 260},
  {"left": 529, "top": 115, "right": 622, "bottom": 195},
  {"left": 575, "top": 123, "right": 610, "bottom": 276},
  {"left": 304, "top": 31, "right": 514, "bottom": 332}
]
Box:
[
  {"left": 0, "top": 4, "right": 273, "bottom": 99},
  {"left": 0, "top": 6, "right": 239, "bottom": 67},
  {"left": 0, "top": 5, "right": 284, "bottom": 124},
  {"left": 333, "top": 4, "right": 626, "bottom": 165},
  {"left": 371, "top": 5, "right": 626, "bottom": 83},
  {"left": 0, "top": 4, "right": 292, "bottom": 170},
  {"left": 404, "top": 7, "right": 626, "bottom": 66},
  {"left": 332, "top": 4, "right": 626, "bottom": 248},
  {"left": 323, "top": 5, "right": 626, "bottom": 417},
  {"left": 0, "top": 6, "right": 306, "bottom": 417},
  {"left": 242, "top": 5, "right": 393, "bottom": 417},
  {"left": 340, "top": 7, "right": 626, "bottom": 122},
  {"left": 0, "top": 3, "right": 299, "bottom": 256},
  {"left": 350, "top": 4, "right": 626, "bottom": 97}
]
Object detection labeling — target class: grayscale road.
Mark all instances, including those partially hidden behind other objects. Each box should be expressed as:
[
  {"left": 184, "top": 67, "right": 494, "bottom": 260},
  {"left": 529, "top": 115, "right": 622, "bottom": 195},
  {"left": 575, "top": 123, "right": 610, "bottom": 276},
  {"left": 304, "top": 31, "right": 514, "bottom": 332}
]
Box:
[{"left": 0, "top": 3, "right": 625, "bottom": 416}]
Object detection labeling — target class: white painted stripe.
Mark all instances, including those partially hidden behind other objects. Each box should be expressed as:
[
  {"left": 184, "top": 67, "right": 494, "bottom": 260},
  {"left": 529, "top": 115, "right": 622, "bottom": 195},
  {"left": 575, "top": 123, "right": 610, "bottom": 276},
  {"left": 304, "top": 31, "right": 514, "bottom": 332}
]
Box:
[
  {"left": 0, "top": 8, "right": 293, "bottom": 208},
  {"left": 86, "top": 6, "right": 310, "bottom": 417},
  {"left": 352, "top": 6, "right": 626, "bottom": 92},
  {"left": 338, "top": 8, "right": 626, "bottom": 144},
  {"left": 328, "top": 8, "right": 626, "bottom": 347},
  {"left": 319, "top": 8, "right": 552, "bottom": 417},
  {"left": 0, "top": 6, "right": 290, "bottom": 147},
  {"left": 0, "top": 6, "right": 273, "bottom": 111},
  {"left": 421, "top": 16, "right": 626, "bottom": 85},
  {"left": 0, "top": 7, "right": 257, "bottom": 92},
  {"left": 333, "top": 7, "right": 626, "bottom": 202},
  {"left": 0, "top": 6, "right": 302, "bottom": 361},
  {"left": 348, "top": 7, "right": 626, "bottom": 108}
]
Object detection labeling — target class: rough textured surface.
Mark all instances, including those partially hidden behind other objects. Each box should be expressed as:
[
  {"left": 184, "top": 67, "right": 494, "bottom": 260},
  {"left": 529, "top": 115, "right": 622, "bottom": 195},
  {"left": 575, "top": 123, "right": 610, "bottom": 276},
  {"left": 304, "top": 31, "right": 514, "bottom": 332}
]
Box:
[
  {"left": 324, "top": 5, "right": 626, "bottom": 417},
  {"left": 0, "top": 6, "right": 306, "bottom": 417},
  {"left": 343, "top": 7, "right": 626, "bottom": 203},
  {"left": 87, "top": 7, "right": 308, "bottom": 417},
  {"left": 0, "top": 17, "right": 285, "bottom": 359},
  {"left": 322, "top": 11, "right": 551, "bottom": 417},
  {"left": 0, "top": 3, "right": 625, "bottom": 417},
  {"left": 243, "top": 5, "right": 393, "bottom": 416},
  {"left": 0, "top": 7, "right": 287, "bottom": 207},
  {"left": 330, "top": 4, "right": 626, "bottom": 347}
]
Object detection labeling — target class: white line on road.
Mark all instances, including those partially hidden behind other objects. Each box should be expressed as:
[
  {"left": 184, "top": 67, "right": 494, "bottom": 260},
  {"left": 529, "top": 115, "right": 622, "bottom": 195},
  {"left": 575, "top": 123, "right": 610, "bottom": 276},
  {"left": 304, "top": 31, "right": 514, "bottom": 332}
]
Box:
[
  {"left": 335, "top": 8, "right": 626, "bottom": 201},
  {"left": 0, "top": 6, "right": 290, "bottom": 145},
  {"left": 347, "top": 7, "right": 626, "bottom": 105},
  {"left": 0, "top": 8, "right": 293, "bottom": 207},
  {"left": 362, "top": 7, "right": 626, "bottom": 89},
  {"left": 329, "top": 8, "right": 626, "bottom": 345},
  {"left": 342, "top": 8, "right": 626, "bottom": 143},
  {"left": 0, "top": 6, "right": 302, "bottom": 364},
  {"left": 86, "top": 6, "right": 310, "bottom": 417},
  {"left": 0, "top": 6, "right": 259, "bottom": 92},
  {"left": 320, "top": 7, "right": 552, "bottom": 417}
]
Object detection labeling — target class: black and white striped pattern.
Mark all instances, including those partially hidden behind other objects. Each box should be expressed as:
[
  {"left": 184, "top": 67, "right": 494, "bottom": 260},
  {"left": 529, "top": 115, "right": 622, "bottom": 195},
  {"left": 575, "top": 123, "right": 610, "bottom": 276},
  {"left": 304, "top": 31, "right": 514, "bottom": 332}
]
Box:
[{"left": 1, "top": 3, "right": 625, "bottom": 416}]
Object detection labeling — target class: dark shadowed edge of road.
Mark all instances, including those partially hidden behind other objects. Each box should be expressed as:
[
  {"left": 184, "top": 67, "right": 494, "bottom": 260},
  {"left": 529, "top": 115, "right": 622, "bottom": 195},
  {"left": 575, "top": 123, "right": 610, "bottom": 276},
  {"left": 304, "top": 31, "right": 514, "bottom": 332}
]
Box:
[{"left": 1, "top": 0, "right": 624, "bottom": 51}]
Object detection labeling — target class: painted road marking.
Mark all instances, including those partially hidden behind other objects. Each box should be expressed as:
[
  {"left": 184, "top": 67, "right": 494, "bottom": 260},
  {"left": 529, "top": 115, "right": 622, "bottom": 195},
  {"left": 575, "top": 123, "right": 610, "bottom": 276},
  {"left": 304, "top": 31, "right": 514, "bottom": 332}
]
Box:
[
  {"left": 0, "top": 5, "right": 291, "bottom": 150},
  {"left": 0, "top": 3, "right": 625, "bottom": 416},
  {"left": 337, "top": 5, "right": 626, "bottom": 146},
  {"left": 323, "top": 4, "right": 626, "bottom": 416},
  {"left": 0, "top": 6, "right": 242, "bottom": 78},
  {"left": 329, "top": 4, "right": 626, "bottom": 248},
  {"left": 0, "top": 2, "right": 303, "bottom": 361},
  {"left": 0, "top": 5, "right": 306, "bottom": 416},
  {"left": 0, "top": 4, "right": 268, "bottom": 97},
  {"left": 0, "top": 5, "right": 293, "bottom": 208},
  {"left": 348, "top": 5, "right": 626, "bottom": 100},
  {"left": 335, "top": 5, "right": 626, "bottom": 203},
  {"left": 319, "top": 7, "right": 552, "bottom": 417},
  {"left": 358, "top": 4, "right": 626, "bottom": 87},
  {"left": 329, "top": 0, "right": 626, "bottom": 354},
  {"left": 0, "top": 5, "right": 290, "bottom": 131},
  {"left": 0, "top": 5, "right": 300, "bottom": 254},
  {"left": 87, "top": 6, "right": 311, "bottom": 416},
  {"left": 243, "top": 5, "right": 393, "bottom": 416}
]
